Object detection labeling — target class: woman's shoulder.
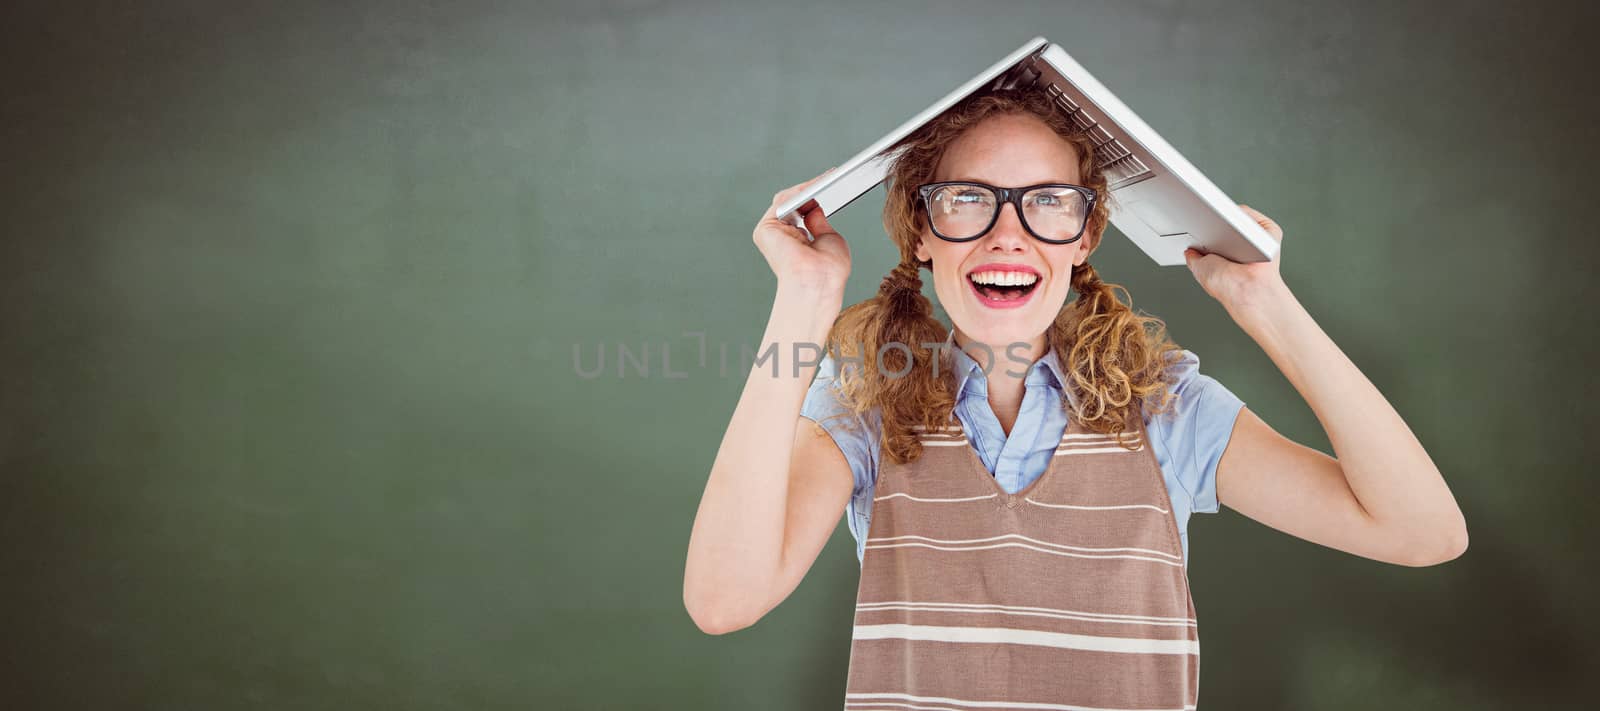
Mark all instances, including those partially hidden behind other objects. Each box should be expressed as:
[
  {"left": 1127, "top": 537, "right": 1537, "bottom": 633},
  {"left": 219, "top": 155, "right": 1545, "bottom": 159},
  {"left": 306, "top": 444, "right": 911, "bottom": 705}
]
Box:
[
  {"left": 1141, "top": 347, "right": 1246, "bottom": 514},
  {"left": 801, "top": 353, "right": 884, "bottom": 434},
  {"left": 1144, "top": 349, "right": 1235, "bottom": 420},
  {"left": 800, "top": 353, "right": 884, "bottom": 494}
]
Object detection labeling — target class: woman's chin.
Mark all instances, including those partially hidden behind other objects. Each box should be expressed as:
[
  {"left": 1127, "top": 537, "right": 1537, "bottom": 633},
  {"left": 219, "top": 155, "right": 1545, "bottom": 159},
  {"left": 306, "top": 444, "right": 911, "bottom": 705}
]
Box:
[
  {"left": 951, "top": 314, "right": 1045, "bottom": 348},
  {"left": 949, "top": 297, "right": 1065, "bottom": 349}
]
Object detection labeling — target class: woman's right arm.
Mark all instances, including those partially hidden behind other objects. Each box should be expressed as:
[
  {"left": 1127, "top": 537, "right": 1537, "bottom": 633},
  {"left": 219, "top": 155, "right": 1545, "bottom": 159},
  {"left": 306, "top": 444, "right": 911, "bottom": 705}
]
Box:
[{"left": 683, "top": 171, "right": 854, "bottom": 635}]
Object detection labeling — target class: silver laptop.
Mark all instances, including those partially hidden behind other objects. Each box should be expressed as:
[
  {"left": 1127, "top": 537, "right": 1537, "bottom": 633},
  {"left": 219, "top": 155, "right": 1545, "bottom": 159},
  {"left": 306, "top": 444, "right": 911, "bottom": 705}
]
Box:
[{"left": 776, "top": 37, "right": 1279, "bottom": 267}]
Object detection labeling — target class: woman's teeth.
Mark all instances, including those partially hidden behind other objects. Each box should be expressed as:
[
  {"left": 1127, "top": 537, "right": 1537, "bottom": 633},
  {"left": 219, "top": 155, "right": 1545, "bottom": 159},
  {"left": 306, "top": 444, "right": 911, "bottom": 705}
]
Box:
[
  {"left": 969, "top": 271, "right": 1038, "bottom": 287},
  {"left": 968, "top": 270, "right": 1040, "bottom": 302}
]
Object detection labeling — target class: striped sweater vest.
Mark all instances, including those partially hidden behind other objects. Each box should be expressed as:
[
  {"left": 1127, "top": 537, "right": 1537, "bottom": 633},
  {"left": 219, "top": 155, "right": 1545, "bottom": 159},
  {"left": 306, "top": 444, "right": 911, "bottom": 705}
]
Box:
[{"left": 842, "top": 412, "right": 1201, "bottom": 711}]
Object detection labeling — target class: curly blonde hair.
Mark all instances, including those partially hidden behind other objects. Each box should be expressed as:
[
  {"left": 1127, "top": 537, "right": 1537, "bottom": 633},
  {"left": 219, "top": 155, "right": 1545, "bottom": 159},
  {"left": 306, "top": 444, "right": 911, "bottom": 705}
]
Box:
[{"left": 825, "top": 87, "right": 1186, "bottom": 465}]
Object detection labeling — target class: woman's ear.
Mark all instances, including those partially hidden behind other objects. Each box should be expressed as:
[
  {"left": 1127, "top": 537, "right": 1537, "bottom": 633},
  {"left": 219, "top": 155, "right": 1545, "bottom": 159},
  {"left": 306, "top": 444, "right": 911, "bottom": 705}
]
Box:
[
  {"left": 915, "top": 237, "right": 931, "bottom": 264},
  {"left": 1072, "top": 225, "right": 1104, "bottom": 267},
  {"left": 1071, "top": 239, "right": 1091, "bottom": 267}
]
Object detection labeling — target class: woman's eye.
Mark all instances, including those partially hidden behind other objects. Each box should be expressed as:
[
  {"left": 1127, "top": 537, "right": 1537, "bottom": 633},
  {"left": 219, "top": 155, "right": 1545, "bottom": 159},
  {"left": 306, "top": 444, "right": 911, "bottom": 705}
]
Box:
[
  {"left": 953, "top": 192, "right": 986, "bottom": 204},
  {"left": 1031, "top": 194, "right": 1061, "bottom": 207}
]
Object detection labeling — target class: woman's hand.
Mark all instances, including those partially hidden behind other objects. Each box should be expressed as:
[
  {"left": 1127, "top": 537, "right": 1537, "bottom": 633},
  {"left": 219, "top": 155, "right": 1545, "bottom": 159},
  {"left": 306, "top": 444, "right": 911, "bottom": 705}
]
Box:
[
  {"left": 1183, "top": 204, "right": 1288, "bottom": 316},
  {"left": 752, "top": 169, "right": 851, "bottom": 296},
  {"left": 1185, "top": 204, "right": 1468, "bottom": 567}
]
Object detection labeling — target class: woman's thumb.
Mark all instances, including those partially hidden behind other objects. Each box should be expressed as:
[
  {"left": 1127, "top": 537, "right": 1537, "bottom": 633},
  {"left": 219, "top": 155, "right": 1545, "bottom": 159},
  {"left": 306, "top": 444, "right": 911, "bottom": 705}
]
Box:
[{"left": 802, "top": 204, "right": 840, "bottom": 240}]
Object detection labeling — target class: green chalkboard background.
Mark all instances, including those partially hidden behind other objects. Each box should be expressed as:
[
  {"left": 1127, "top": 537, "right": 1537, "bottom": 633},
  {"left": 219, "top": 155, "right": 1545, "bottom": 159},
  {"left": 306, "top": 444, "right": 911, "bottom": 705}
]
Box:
[{"left": 3, "top": 0, "right": 1595, "bottom": 708}]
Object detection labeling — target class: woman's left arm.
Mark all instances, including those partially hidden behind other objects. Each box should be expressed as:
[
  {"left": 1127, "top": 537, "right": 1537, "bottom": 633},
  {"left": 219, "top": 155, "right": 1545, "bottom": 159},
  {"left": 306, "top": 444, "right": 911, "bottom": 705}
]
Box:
[{"left": 1184, "top": 205, "right": 1468, "bottom": 567}]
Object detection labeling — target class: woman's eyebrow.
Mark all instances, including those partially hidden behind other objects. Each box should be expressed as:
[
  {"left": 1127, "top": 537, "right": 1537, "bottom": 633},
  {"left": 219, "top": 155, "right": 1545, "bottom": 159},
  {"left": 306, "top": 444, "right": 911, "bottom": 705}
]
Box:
[{"left": 945, "top": 176, "right": 1078, "bottom": 185}]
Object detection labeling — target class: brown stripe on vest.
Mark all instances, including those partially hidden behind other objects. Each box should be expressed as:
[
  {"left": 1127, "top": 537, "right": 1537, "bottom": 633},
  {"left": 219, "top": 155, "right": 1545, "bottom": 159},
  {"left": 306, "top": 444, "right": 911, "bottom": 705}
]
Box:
[{"left": 843, "top": 412, "right": 1201, "bottom": 711}]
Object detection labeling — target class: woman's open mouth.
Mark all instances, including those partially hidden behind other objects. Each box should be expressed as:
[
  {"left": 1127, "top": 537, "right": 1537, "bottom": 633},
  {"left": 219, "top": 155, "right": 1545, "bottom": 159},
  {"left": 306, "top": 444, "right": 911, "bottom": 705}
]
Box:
[{"left": 967, "top": 267, "right": 1041, "bottom": 310}]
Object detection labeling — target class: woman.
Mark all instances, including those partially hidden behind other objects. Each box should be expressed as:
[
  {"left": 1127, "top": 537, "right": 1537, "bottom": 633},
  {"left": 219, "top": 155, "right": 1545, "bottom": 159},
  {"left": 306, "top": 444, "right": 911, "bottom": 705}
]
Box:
[{"left": 684, "top": 88, "right": 1467, "bottom": 709}]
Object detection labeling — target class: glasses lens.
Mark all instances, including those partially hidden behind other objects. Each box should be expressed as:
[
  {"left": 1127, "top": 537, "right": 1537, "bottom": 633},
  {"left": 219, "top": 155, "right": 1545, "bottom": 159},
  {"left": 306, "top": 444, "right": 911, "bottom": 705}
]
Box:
[
  {"left": 926, "top": 184, "right": 1091, "bottom": 241},
  {"left": 1021, "top": 187, "right": 1090, "bottom": 241},
  {"left": 926, "top": 184, "right": 997, "bottom": 239}
]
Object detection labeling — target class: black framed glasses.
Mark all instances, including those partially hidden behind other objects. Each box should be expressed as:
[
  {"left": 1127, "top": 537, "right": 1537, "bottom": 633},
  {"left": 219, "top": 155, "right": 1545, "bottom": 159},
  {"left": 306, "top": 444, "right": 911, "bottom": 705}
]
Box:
[{"left": 917, "top": 181, "right": 1098, "bottom": 244}]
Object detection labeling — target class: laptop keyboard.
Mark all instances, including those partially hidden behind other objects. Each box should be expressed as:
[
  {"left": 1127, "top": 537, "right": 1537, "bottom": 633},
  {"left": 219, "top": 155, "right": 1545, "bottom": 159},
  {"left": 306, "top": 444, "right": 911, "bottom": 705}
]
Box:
[{"left": 1041, "top": 83, "right": 1153, "bottom": 189}]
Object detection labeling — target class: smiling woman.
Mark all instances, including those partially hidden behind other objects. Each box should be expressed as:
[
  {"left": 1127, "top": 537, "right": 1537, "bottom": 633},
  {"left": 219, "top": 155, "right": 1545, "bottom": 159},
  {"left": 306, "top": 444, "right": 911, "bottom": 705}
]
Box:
[
  {"left": 829, "top": 90, "right": 1185, "bottom": 465},
  {"left": 684, "top": 86, "right": 1468, "bottom": 711}
]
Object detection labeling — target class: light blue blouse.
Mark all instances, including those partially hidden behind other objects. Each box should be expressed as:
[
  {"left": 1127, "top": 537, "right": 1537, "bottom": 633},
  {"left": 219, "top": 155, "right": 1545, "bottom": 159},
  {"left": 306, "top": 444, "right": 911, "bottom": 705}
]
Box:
[{"left": 800, "top": 337, "right": 1246, "bottom": 567}]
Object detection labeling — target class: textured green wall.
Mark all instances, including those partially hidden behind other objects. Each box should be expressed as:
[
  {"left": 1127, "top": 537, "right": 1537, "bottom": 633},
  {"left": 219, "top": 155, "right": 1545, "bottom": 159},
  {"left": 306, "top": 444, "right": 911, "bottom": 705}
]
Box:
[{"left": 2, "top": 1, "right": 1595, "bottom": 708}]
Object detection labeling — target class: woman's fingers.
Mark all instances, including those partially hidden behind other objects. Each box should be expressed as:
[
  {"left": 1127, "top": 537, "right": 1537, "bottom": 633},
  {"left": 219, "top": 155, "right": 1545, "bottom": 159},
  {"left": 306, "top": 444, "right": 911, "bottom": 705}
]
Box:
[
  {"left": 749, "top": 167, "right": 852, "bottom": 291},
  {"left": 1237, "top": 203, "right": 1284, "bottom": 241},
  {"left": 801, "top": 202, "right": 839, "bottom": 239},
  {"left": 753, "top": 168, "right": 841, "bottom": 253},
  {"left": 761, "top": 167, "right": 837, "bottom": 222},
  {"left": 804, "top": 204, "right": 850, "bottom": 263}
]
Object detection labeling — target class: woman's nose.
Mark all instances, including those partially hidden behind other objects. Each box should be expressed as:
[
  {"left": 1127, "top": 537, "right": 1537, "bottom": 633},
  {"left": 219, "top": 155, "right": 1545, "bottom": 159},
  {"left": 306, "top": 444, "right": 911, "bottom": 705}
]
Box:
[{"left": 984, "top": 203, "right": 1030, "bottom": 251}]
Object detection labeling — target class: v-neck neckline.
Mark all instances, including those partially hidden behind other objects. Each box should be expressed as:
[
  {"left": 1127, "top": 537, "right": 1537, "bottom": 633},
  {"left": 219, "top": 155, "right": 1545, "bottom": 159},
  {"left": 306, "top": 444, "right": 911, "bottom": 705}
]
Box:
[{"left": 933, "top": 417, "right": 1148, "bottom": 502}]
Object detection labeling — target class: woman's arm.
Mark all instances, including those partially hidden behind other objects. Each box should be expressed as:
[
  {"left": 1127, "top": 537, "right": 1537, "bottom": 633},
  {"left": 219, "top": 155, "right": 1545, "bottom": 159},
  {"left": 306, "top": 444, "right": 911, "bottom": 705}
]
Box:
[
  {"left": 1184, "top": 206, "right": 1468, "bottom": 566},
  {"left": 684, "top": 171, "right": 854, "bottom": 633},
  {"left": 684, "top": 283, "right": 847, "bottom": 633}
]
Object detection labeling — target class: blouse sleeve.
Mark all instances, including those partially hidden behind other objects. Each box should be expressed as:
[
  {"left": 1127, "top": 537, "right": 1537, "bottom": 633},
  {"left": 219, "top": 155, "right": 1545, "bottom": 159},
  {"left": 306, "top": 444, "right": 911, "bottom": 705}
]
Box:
[
  {"left": 798, "top": 353, "right": 882, "bottom": 499},
  {"left": 1147, "top": 349, "right": 1247, "bottom": 514}
]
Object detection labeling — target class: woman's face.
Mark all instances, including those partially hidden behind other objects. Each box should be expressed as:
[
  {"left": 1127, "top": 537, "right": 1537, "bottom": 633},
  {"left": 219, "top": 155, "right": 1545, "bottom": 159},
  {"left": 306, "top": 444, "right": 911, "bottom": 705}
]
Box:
[{"left": 914, "top": 113, "right": 1095, "bottom": 353}]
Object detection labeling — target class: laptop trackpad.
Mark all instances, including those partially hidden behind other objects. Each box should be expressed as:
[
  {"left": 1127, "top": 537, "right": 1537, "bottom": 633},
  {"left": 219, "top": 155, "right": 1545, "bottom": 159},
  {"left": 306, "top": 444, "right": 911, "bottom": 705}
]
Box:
[{"left": 1125, "top": 199, "right": 1184, "bottom": 237}]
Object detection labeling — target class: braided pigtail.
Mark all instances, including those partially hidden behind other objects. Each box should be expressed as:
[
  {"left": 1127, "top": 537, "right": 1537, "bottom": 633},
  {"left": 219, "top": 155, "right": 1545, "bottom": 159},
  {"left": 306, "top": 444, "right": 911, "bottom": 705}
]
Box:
[
  {"left": 1047, "top": 262, "right": 1184, "bottom": 448},
  {"left": 828, "top": 260, "right": 958, "bottom": 464}
]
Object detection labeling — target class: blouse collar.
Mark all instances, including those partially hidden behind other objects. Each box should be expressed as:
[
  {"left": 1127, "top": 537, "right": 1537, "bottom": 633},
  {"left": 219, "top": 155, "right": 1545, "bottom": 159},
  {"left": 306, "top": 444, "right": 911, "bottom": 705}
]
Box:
[{"left": 941, "top": 327, "right": 1076, "bottom": 410}]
